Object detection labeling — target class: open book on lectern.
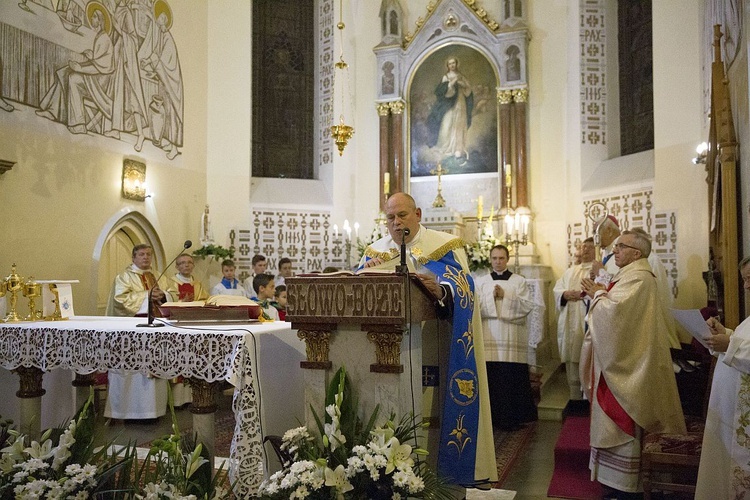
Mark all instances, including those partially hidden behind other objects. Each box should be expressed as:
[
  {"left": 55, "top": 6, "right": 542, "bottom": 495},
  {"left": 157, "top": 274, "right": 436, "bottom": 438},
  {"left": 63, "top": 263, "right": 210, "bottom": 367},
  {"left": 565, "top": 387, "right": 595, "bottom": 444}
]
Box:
[{"left": 297, "top": 268, "right": 396, "bottom": 277}]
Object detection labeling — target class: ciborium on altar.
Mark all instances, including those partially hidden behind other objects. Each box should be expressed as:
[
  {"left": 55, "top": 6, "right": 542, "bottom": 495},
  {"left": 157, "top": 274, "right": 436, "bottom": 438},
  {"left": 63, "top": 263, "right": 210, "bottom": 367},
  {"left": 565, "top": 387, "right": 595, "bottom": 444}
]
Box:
[{"left": 1, "top": 264, "right": 24, "bottom": 323}]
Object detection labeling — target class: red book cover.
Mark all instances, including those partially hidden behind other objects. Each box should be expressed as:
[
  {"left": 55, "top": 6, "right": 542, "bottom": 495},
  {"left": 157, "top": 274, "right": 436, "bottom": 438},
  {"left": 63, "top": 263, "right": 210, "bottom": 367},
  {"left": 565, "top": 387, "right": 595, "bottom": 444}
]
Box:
[{"left": 178, "top": 283, "right": 195, "bottom": 301}]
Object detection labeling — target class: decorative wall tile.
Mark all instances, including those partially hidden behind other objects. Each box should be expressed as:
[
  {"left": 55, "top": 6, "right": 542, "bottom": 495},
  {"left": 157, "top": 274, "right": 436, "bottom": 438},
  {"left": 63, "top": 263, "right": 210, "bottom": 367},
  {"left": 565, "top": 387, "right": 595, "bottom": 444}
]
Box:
[
  {"left": 580, "top": 0, "right": 607, "bottom": 145},
  {"left": 319, "top": 0, "right": 334, "bottom": 168},
  {"left": 570, "top": 189, "right": 679, "bottom": 298},
  {"left": 230, "top": 208, "right": 350, "bottom": 280}
]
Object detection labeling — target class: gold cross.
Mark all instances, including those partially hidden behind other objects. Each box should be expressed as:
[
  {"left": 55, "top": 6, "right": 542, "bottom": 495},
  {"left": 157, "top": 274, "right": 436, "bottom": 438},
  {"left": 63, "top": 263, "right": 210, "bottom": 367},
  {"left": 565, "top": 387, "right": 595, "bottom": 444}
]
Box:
[{"left": 429, "top": 163, "right": 449, "bottom": 208}]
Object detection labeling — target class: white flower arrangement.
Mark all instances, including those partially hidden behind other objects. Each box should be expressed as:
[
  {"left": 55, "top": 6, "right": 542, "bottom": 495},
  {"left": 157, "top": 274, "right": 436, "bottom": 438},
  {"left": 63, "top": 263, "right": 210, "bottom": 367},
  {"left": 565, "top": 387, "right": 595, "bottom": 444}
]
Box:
[
  {"left": 0, "top": 391, "right": 229, "bottom": 499},
  {"left": 258, "top": 367, "right": 452, "bottom": 500},
  {"left": 466, "top": 215, "right": 501, "bottom": 272}
]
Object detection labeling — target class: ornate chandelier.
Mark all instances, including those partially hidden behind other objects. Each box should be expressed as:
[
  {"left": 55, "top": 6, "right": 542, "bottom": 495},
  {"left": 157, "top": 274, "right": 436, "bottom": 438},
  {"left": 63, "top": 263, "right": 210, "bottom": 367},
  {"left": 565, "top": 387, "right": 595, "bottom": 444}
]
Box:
[{"left": 330, "top": 0, "right": 354, "bottom": 155}]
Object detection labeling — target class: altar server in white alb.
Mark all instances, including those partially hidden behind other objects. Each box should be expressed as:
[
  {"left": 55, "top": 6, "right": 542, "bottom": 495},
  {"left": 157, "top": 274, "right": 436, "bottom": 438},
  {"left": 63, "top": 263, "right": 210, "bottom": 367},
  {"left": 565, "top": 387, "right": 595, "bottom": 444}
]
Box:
[
  {"left": 475, "top": 244, "right": 538, "bottom": 430},
  {"left": 553, "top": 237, "right": 595, "bottom": 401},
  {"left": 105, "top": 244, "right": 169, "bottom": 420},
  {"left": 696, "top": 256, "right": 750, "bottom": 499}
]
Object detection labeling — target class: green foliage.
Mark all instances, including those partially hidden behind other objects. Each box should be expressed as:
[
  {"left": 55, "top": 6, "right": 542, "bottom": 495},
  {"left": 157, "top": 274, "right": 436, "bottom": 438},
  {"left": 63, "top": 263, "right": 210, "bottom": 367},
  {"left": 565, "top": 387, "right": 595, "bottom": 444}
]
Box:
[{"left": 192, "top": 244, "right": 235, "bottom": 260}]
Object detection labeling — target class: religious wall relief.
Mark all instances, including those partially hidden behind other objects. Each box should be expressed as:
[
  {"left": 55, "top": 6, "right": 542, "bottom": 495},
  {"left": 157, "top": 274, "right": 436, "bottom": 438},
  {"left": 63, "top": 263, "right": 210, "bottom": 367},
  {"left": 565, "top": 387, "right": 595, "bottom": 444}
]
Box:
[{"left": 1, "top": 0, "right": 184, "bottom": 161}]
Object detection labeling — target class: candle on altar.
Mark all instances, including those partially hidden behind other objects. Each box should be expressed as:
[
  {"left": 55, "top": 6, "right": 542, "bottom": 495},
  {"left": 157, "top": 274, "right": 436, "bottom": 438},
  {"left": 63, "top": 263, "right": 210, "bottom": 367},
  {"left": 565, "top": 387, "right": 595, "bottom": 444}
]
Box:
[
  {"left": 477, "top": 195, "right": 484, "bottom": 221},
  {"left": 384, "top": 172, "right": 390, "bottom": 195},
  {"left": 504, "top": 163, "right": 512, "bottom": 187},
  {"left": 504, "top": 213, "right": 514, "bottom": 237},
  {"left": 333, "top": 224, "right": 339, "bottom": 238}
]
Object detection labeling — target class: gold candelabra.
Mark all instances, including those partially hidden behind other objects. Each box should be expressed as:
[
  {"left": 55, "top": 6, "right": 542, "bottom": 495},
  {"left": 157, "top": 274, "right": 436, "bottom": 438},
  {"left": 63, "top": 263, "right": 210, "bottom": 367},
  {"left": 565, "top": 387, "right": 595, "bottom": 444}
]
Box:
[{"left": 501, "top": 164, "right": 531, "bottom": 272}]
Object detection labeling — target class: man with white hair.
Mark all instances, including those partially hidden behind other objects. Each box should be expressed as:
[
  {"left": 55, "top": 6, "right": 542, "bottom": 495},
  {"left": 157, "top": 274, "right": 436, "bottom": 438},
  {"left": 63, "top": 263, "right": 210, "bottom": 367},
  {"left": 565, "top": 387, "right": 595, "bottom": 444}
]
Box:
[
  {"left": 592, "top": 217, "right": 680, "bottom": 349},
  {"left": 580, "top": 230, "right": 685, "bottom": 497}
]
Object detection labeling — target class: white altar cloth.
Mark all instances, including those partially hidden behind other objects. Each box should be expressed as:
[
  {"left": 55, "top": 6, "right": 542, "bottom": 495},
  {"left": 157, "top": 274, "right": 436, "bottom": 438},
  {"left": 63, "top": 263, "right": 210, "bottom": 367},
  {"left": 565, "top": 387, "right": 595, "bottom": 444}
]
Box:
[{"left": 0, "top": 316, "right": 302, "bottom": 496}]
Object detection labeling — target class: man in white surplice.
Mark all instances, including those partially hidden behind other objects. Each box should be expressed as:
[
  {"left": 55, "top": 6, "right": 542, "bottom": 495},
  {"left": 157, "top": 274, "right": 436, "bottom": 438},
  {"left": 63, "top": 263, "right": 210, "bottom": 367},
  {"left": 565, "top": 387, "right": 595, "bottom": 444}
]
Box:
[
  {"left": 105, "top": 244, "right": 169, "bottom": 420},
  {"left": 553, "top": 237, "right": 595, "bottom": 401},
  {"left": 475, "top": 244, "right": 538, "bottom": 430},
  {"left": 696, "top": 257, "right": 750, "bottom": 499}
]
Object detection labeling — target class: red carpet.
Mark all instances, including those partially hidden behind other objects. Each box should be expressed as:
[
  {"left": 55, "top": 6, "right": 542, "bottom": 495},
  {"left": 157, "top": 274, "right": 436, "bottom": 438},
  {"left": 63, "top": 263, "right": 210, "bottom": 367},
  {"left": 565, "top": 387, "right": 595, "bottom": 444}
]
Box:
[
  {"left": 493, "top": 423, "right": 536, "bottom": 488},
  {"left": 547, "top": 415, "right": 604, "bottom": 499}
]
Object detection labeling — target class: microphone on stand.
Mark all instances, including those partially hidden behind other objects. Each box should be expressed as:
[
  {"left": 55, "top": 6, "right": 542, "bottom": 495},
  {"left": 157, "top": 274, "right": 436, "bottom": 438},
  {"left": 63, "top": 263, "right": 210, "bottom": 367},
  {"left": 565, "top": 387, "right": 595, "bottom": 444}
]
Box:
[
  {"left": 137, "top": 240, "right": 192, "bottom": 328},
  {"left": 395, "top": 228, "right": 410, "bottom": 275}
]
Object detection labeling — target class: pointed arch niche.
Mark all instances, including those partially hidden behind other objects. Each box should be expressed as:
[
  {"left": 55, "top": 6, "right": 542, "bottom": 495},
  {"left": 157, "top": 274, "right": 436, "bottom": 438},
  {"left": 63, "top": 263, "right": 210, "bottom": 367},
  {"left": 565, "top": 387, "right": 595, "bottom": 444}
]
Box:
[
  {"left": 92, "top": 210, "right": 165, "bottom": 315},
  {"left": 373, "top": 0, "right": 530, "bottom": 215}
]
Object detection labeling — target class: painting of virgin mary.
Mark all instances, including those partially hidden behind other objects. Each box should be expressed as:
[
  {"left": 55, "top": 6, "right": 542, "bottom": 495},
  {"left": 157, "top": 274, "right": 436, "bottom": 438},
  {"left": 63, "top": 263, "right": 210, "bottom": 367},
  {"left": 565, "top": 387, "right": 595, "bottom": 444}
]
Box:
[{"left": 409, "top": 44, "right": 498, "bottom": 176}]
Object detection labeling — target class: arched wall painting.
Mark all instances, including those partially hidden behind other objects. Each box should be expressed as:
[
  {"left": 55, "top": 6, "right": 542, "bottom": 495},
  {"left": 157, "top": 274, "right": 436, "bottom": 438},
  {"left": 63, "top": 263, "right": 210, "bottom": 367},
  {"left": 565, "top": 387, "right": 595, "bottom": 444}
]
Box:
[
  {"left": 0, "top": 0, "right": 184, "bottom": 161},
  {"left": 409, "top": 44, "right": 498, "bottom": 177}
]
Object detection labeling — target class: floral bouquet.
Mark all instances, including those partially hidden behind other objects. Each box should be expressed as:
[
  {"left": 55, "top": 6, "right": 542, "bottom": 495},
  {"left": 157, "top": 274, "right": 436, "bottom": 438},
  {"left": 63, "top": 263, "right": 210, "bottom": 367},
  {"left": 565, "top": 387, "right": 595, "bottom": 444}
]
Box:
[
  {"left": 465, "top": 216, "right": 501, "bottom": 272},
  {"left": 258, "top": 367, "right": 453, "bottom": 500},
  {"left": 0, "top": 390, "right": 228, "bottom": 499}
]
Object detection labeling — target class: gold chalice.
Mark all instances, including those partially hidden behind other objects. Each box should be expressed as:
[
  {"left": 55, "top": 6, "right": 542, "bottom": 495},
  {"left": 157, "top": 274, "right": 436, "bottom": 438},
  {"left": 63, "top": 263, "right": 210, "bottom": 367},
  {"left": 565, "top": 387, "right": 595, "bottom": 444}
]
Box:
[{"left": 23, "top": 278, "right": 42, "bottom": 321}]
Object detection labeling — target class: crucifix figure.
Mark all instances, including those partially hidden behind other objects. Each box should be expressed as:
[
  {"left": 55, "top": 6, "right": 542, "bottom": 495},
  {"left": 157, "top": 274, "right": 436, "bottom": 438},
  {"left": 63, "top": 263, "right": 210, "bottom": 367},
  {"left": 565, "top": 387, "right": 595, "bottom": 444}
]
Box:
[{"left": 430, "top": 163, "right": 449, "bottom": 208}]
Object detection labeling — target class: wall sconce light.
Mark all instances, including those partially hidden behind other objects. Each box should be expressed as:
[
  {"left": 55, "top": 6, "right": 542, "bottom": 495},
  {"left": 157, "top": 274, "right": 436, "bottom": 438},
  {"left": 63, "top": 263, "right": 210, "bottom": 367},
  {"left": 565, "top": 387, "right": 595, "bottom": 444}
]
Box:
[
  {"left": 122, "top": 159, "right": 147, "bottom": 201},
  {"left": 692, "top": 142, "right": 708, "bottom": 164}
]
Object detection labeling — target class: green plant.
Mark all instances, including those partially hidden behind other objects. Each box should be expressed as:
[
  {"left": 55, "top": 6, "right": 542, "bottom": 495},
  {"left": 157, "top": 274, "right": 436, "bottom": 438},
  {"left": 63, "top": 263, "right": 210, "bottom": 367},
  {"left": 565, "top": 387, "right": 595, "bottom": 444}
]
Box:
[
  {"left": 192, "top": 244, "right": 235, "bottom": 260},
  {"left": 258, "top": 367, "right": 453, "bottom": 500}
]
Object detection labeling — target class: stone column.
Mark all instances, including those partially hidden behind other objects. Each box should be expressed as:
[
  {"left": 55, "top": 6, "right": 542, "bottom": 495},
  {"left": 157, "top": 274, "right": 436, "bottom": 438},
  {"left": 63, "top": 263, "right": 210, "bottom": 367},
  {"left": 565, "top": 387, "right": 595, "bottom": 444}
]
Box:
[
  {"left": 71, "top": 372, "right": 96, "bottom": 413},
  {"left": 512, "top": 87, "right": 529, "bottom": 208},
  {"left": 498, "top": 90, "right": 514, "bottom": 208},
  {"left": 377, "top": 103, "right": 391, "bottom": 211},
  {"left": 16, "top": 366, "right": 45, "bottom": 439},
  {"left": 389, "top": 100, "right": 405, "bottom": 195},
  {"left": 188, "top": 378, "right": 219, "bottom": 462}
]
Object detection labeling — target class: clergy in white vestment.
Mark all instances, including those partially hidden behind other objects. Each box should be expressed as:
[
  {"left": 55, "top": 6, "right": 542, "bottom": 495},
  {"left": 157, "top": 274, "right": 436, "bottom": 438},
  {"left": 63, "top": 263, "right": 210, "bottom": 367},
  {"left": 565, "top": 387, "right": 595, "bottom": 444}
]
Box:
[
  {"left": 105, "top": 244, "right": 169, "bottom": 420},
  {"left": 475, "top": 244, "right": 538, "bottom": 430},
  {"left": 165, "top": 253, "right": 208, "bottom": 406},
  {"left": 166, "top": 254, "right": 209, "bottom": 302},
  {"left": 358, "top": 192, "right": 497, "bottom": 487},
  {"left": 581, "top": 230, "right": 685, "bottom": 495},
  {"left": 595, "top": 218, "right": 680, "bottom": 350},
  {"left": 553, "top": 237, "right": 595, "bottom": 400},
  {"left": 695, "top": 257, "right": 750, "bottom": 499}
]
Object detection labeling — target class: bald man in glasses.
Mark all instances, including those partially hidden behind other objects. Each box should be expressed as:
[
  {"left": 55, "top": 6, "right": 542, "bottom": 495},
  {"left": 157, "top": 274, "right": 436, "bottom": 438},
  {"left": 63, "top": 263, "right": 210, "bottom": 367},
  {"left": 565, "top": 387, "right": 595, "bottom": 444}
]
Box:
[{"left": 579, "top": 230, "right": 685, "bottom": 497}]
